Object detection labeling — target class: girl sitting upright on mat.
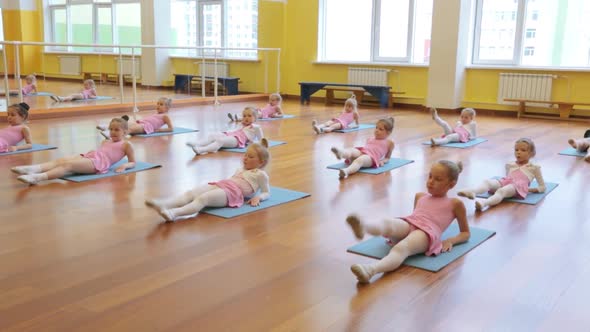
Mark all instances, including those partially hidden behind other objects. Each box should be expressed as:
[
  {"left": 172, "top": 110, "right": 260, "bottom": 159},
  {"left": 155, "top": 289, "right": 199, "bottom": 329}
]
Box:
[
  {"left": 186, "top": 106, "right": 264, "bottom": 155},
  {"left": 11, "top": 117, "right": 135, "bottom": 185},
  {"left": 330, "top": 117, "right": 395, "bottom": 179},
  {"left": 429, "top": 107, "right": 477, "bottom": 146},
  {"left": 312, "top": 95, "right": 360, "bottom": 134},
  {"left": 458, "top": 137, "right": 545, "bottom": 211},
  {"left": 0, "top": 103, "right": 32, "bottom": 153},
  {"left": 145, "top": 139, "right": 271, "bottom": 222},
  {"left": 97, "top": 97, "right": 173, "bottom": 138},
  {"left": 346, "top": 160, "right": 470, "bottom": 283}
]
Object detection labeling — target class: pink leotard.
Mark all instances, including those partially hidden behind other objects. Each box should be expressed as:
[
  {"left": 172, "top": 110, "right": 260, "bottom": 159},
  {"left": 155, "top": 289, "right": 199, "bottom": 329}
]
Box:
[
  {"left": 333, "top": 111, "right": 355, "bottom": 129},
  {"left": 22, "top": 84, "right": 35, "bottom": 95},
  {"left": 82, "top": 140, "right": 126, "bottom": 174},
  {"left": 497, "top": 169, "right": 530, "bottom": 199},
  {"left": 210, "top": 174, "right": 255, "bottom": 208},
  {"left": 357, "top": 138, "right": 390, "bottom": 167},
  {"left": 401, "top": 194, "right": 456, "bottom": 256},
  {"left": 82, "top": 88, "right": 97, "bottom": 99},
  {"left": 259, "top": 104, "right": 279, "bottom": 119},
  {"left": 137, "top": 114, "right": 166, "bottom": 134},
  {"left": 0, "top": 125, "right": 24, "bottom": 153},
  {"left": 225, "top": 127, "right": 250, "bottom": 148}
]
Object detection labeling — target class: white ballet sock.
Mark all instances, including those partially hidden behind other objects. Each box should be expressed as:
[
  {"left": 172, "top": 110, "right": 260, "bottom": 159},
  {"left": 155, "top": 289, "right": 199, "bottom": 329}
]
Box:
[
  {"left": 145, "top": 199, "right": 176, "bottom": 222},
  {"left": 17, "top": 173, "right": 47, "bottom": 185},
  {"left": 346, "top": 215, "right": 365, "bottom": 240},
  {"left": 339, "top": 169, "right": 348, "bottom": 179},
  {"left": 331, "top": 147, "right": 343, "bottom": 159},
  {"left": 11, "top": 165, "right": 42, "bottom": 175},
  {"left": 350, "top": 264, "right": 375, "bottom": 283}
]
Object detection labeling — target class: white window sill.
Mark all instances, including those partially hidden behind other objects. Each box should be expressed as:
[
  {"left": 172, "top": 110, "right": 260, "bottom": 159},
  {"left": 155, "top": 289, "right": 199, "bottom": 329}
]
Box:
[
  {"left": 467, "top": 64, "right": 590, "bottom": 72},
  {"left": 313, "top": 60, "right": 429, "bottom": 68}
]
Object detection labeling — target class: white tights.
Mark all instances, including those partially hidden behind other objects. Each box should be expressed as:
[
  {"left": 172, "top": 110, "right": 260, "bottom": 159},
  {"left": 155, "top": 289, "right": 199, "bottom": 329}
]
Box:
[
  {"left": 195, "top": 133, "right": 239, "bottom": 153},
  {"left": 338, "top": 148, "right": 373, "bottom": 175},
  {"left": 432, "top": 114, "right": 460, "bottom": 144},
  {"left": 365, "top": 218, "right": 429, "bottom": 274},
  {"left": 155, "top": 185, "right": 228, "bottom": 219},
  {"left": 464, "top": 179, "right": 517, "bottom": 208}
]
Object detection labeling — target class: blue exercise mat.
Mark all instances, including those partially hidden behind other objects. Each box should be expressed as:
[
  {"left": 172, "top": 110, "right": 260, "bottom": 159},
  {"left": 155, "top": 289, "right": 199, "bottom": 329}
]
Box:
[
  {"left": 202, "top": 187, "right": 310, "bottom": 218},
  {"left": 422, "top": 137, "right": 487, "bottom": 148},
  {"left": 559, "top": 147, "right": 587, "bottom": 157},
  {"left": 0, "top": 144, "right": 57, "bottom": 156},
  {"left": 60, "top": 159, "right": 160, "bottom": 182},
  {"left": 347, "top": 223, "right": 496, "bottom": 272},
  {"left": 28, "top": 92, "right": 54, "bottom": 96},
  {"left": 327, "top": 158, "right": 414, "bottom": 174},
  {"left": 133, "top": 127, "right": 198, "bottom": 137},
  {"left": 476, "top": 180, "right": 558, "bottom": 205},
  {"left": 334, "top": 123, "right": 376, "bottom": 133},
  {"left": 220, "top": 140, "right": 286, "bottom": 153},
  {"left": 73, "top": 96, "right": 114, "bottom": 102},
  {"left": 258, "top": 114, "right": 296, "bottom": 121}
]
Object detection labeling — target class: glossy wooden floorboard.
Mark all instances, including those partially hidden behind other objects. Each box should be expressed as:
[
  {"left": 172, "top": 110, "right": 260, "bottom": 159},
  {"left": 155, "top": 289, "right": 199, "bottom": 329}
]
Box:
[{"left": 0, "top": 99, "right": 589, "bottom": 331}]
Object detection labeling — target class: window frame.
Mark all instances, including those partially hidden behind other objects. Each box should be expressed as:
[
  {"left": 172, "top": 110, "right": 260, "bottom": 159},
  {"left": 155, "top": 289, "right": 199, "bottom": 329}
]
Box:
[
  {"left": 472, "top": 0, "right": 527, "bottom": 66},
  {"left": 318, "top": 0, "right": 426, "bottom": 64},
  {"left": 170, "top": 0, "right": 258, "bottom": 59},
  {"left": 46, "top": 0, "right": 141, "bottom": 54}
]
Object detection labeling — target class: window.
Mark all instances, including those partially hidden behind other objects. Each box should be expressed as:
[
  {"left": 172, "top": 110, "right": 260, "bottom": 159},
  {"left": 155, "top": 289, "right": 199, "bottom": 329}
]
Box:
[
  {"left": 170, "top": 0, "right": 258, "bottom": 59},
  {"left": 47, "top": 0, "right": 141, "bottom": 54},
  {"left": 474, "top": 0, "right": 590, "bottom": 67},
  {"left": 525, "top": 28, "right": 536, "bottom": 39},
  {"left": 318, "top": 0, "right": 433, "bottom": 63}
]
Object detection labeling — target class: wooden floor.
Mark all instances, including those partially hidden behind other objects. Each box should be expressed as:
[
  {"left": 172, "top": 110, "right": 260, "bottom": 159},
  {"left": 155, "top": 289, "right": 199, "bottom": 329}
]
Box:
[{"left": 0, "top": 99, "right": 589, "bottom": 331}]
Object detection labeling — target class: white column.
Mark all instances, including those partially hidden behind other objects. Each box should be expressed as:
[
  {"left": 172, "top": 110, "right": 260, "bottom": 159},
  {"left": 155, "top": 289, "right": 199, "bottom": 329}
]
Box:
[
  {"left": 426, "top": 0, "right": 473, "bottom": 109},
  {"left": 140, "top": 0, "right": 172, "bottom": 87}
]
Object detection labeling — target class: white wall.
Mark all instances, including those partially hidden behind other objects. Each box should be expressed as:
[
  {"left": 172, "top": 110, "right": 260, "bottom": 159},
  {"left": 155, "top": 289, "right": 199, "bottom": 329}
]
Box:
[
  {"left": 140, "top": 0, "right": 172, "bottom": 86},
  {"left": 0, "top": 0, "right": 36, "bottom": 10}
]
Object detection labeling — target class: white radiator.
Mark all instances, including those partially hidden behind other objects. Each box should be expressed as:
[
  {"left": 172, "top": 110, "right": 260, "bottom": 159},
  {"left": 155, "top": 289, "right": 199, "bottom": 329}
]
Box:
[
  {"left": 498, "top": 73, "right": 556, "bottom": 105},
  {"left": 348, "top": 67, "right": 390, "bottom": 86},
  {"left": 198, "top": 62, "right": 229, "bottom": 77},
  {"left": 58, "top": 56, "right": 81, "bottom": 75},
  {"left": 115, "top": 58, "right": 141, "bottom": 78}
]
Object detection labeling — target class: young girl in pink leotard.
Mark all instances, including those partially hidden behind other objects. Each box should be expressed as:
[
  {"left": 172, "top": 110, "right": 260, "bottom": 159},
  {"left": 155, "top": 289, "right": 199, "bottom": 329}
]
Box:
[
  {"left": 312, "top": 95, "right": 360, "bottom": 134},
  {"left": 11, "top": 117, "right": 135, "bottom": 185},
  {"left": 145, "top": 139, "right": 271, "bottom": 222},
  {"left": 330, "top": 117, "right": 395, "bottom": 179},
  {"left": 187, "top": 107, "right": 264, "bottom": 155},
  {"left": 346, "top": 160, "right": 470, "bottom": 283},
  {"left": 567, "top": 130, "right": 590, "bottom": 162},
  {"left": 0, "top": 103, "right": 33, "bottom": 153},
  {"left": 4, "top": 75, "right": 37, "bottom": 96},
  {"left": 96, "top": 97, "right": 173, "bottom": 138},
  {"left": 228, "top": 93, "right": 283, "bottom": 121},
  {"left": 429, "top": 107, "right": 477, "bottom": 146},
  {"left": 457, "top": 138, "right": 545, "bottom": 211},
  {"left": 51, "top": 79, "right": 97, "bottom": 102}
]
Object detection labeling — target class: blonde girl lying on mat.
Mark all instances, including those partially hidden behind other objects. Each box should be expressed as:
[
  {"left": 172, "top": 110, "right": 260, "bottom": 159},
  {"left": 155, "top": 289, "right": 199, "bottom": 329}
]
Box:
[
  {"left": 145, "top": 139, "right": 271, "bottom": 222},
  {"left": 346, "top": 160, "right": 470, "bottom": 284},
  {"left": 12, "top": 117, "right": 135, "bottom": 185}
]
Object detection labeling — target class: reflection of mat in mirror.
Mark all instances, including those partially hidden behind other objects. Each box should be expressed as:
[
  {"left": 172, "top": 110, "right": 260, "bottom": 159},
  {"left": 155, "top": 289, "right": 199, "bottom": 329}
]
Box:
[{"left": 0, "top": 99, "right": 6, "bottom": 112}]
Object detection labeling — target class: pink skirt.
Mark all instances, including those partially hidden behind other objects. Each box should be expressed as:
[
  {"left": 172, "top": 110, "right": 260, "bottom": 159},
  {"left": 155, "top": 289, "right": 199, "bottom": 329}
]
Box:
[
  {"left": 81, "top": 151, "right": 111, "bottom": 174},
  {"left": 497, "top": 176, "right": 529, "bottom": 199},
  {"left": 0, "top": 140, "right": 9, "bottom": 153},
  {"left": 225, "top": 130, "right": 248, "bottom": 148},
  {"left": 443, "top": 126, "right": 469, "bottom": 143},
  {"left": 137, "top": 120, "right": 156, "bottom": 134},
  {"left": 210, "top": 179, "right": 245, "bottom": 207},
  {"left": 356, "top": 147, "right": 380, "bottom": 168}
]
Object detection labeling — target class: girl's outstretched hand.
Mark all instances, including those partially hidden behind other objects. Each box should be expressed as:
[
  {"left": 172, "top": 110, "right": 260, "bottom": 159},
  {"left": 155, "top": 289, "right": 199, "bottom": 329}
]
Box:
[
  {"left": 248, "top": 196, "right": 261, "bottom": 206},
  {"left": 441, "top": 239, "right": 454, "bottom": 252}
]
